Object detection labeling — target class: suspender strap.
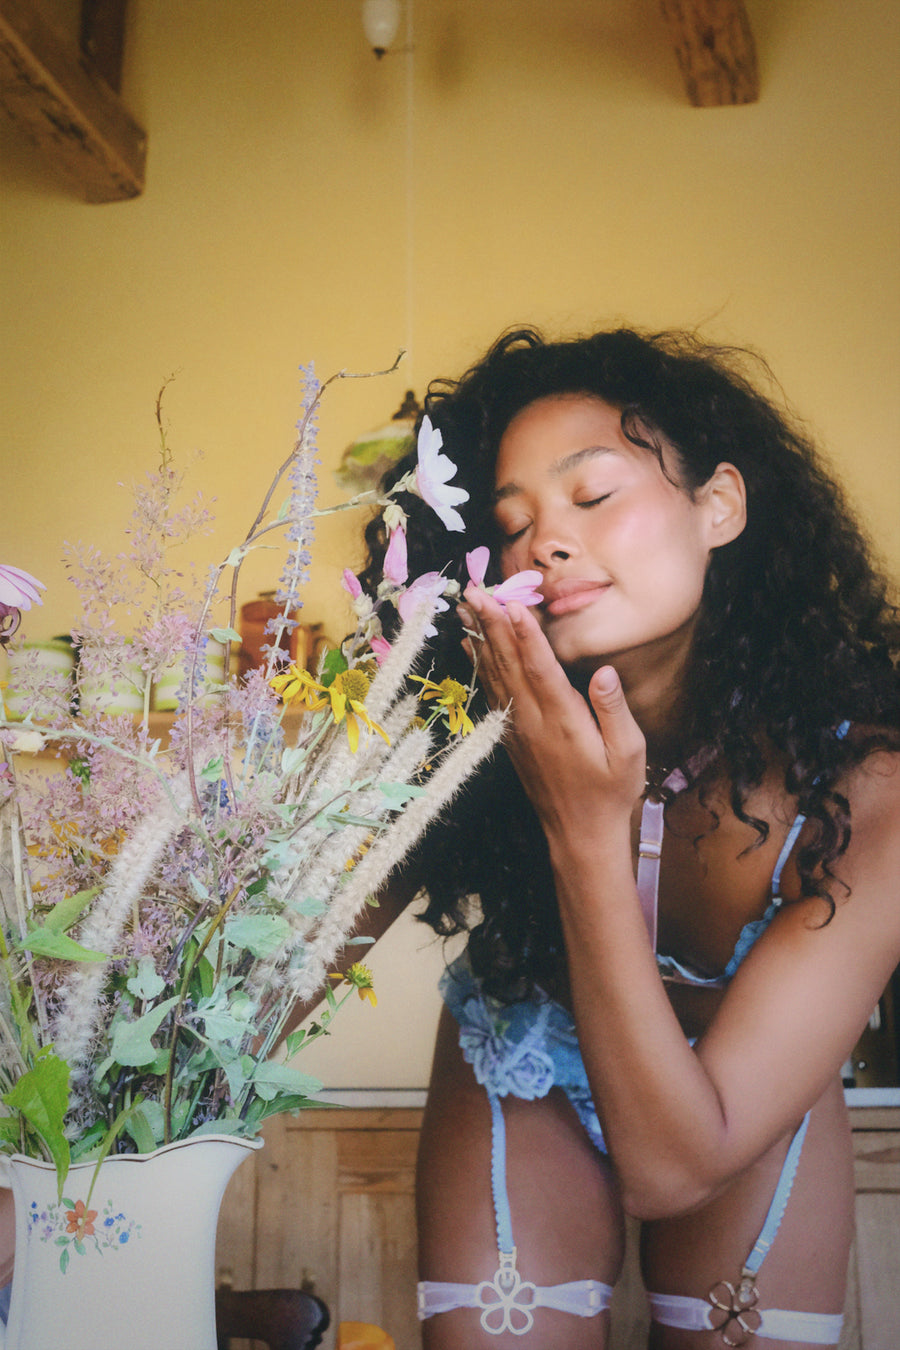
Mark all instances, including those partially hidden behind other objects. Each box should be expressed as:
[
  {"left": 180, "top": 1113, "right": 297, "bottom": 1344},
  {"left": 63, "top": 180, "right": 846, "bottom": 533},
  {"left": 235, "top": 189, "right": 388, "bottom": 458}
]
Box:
[
  {"left": 489, "top": 1093, "right": 515, "bottom": 1256},
  {"left": 744, "top": 1112, "right": 810, "bottom": 1276}
]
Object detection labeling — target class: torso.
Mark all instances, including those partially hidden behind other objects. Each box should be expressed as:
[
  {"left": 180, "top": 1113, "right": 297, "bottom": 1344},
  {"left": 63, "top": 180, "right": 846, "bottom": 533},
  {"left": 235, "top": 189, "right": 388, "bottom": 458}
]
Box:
[{"left": 550, "top": 765, "right": 814, "bottom": 1039}]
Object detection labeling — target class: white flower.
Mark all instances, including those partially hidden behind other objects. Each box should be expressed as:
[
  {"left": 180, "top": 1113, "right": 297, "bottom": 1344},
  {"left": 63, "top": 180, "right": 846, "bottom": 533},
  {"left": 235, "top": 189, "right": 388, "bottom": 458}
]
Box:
[
  {"left": 414, "top": 416, "right": 469, "bottom": 532},
  {"left": 0, "top": 564, "right": 45, "bottom": 610}
]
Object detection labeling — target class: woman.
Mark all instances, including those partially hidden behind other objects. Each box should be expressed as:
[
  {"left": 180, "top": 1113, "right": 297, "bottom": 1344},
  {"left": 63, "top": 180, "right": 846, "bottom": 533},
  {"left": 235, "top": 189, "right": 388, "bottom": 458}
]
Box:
[{"left": 358, "top": 327, "right": 900, "bottom": 1347}]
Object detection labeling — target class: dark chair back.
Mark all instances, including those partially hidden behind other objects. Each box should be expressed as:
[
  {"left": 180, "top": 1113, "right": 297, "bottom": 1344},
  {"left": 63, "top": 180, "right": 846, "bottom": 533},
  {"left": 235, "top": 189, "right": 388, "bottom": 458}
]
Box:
[{"left": 215, "top": 1287, "right": 330, "bottom": 1350}]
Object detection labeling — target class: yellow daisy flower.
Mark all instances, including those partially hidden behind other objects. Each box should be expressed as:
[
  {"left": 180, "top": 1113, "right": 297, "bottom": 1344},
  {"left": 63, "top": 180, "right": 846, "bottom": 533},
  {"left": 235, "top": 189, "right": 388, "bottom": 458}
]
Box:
[
  {"left": 329, "top": 961, "right": 377, "bottom": 1006},
  {"left": 308, "top": 669, "right": 390, "bottom": 753},
  {"left": 269, "top": 664, "right": 324, "bottom": 708},
  {"left": 410, "top": 675, "right": 474, "bottom": 736}
]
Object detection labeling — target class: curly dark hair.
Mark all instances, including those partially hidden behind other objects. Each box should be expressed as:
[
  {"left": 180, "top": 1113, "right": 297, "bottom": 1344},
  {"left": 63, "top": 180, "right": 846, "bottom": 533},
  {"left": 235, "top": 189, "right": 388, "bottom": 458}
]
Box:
[{"left": 359, "top": 326, "right": 900, "bottom": 1001}]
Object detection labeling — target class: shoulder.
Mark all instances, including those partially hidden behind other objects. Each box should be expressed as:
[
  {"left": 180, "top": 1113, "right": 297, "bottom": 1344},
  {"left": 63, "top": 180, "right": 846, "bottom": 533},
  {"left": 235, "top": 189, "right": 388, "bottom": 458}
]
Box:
[{"left": 835, "top": 745, "right": 900, "bottom": 883}]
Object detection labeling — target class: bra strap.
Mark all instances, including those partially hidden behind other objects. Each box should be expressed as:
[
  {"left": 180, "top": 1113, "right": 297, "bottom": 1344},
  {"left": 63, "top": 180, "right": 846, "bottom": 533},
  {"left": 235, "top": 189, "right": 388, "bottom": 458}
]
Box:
[{"left": 636, "top": 768, "right": 688, "bottom": 950}]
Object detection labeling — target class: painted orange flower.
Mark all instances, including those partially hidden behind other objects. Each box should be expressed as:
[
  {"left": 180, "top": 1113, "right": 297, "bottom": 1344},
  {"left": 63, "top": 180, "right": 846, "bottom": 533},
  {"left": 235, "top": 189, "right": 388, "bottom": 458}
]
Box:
[{"left": 65, "top": 1199, "right": 98, "bottom": 1240}]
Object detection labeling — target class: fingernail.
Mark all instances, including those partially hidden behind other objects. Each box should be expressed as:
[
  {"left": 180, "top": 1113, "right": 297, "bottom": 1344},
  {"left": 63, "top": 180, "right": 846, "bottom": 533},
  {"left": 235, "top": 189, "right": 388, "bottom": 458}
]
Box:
[{"left": 457, "top": 603, "right": 474, "bottom": 626}]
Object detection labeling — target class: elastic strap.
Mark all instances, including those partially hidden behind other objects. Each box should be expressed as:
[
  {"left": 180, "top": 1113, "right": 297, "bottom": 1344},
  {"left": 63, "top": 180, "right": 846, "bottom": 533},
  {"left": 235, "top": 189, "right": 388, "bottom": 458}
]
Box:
[
  {"left": 648, "top": 1291, "right": 843, "bottom": 1343},
  {"left": 489, "top": 1093, "right": 515, "bottom": 1256},
  {"left": 744, "top": 1112, "right": 810, "bottom": 1275}
]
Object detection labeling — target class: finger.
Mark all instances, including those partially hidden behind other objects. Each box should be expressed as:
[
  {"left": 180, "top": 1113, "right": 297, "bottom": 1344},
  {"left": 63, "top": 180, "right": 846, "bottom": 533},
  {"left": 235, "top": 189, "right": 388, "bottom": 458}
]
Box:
[
  {"left": 460, "top": 590, "right": 515, "bottom": 708},
  {"left": 503, "top": 601, "right": 573, "bottom": 694},
  {"left": 588, "top": 665, "right": 646, "bottom": 783}
]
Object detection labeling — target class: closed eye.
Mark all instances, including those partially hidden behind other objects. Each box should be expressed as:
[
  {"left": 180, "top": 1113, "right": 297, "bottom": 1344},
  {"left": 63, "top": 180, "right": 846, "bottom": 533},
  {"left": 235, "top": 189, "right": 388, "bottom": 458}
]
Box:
[{"left": 576, "top": 493, "right": 613, "bottom": 509}]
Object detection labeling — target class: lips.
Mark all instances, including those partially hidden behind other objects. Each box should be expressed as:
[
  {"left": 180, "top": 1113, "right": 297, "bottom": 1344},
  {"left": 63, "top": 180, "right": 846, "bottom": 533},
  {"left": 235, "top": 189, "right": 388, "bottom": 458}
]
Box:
[{"left": 540, "top": 579, "right": 611, "bottom": 617}]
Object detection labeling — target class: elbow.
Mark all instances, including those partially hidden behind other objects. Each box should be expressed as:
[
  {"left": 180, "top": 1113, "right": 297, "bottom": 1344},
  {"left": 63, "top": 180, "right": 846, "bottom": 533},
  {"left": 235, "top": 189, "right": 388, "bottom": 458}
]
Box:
[{"left": 618, "top": 1164, "right": 721, "bottom": 1223}]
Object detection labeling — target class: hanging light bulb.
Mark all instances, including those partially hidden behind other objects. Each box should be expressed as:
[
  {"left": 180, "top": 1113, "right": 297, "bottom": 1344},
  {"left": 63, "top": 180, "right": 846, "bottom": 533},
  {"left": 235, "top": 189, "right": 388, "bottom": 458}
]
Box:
[{"left": 362, "top": 0, "right": 401, "bottom": 58}]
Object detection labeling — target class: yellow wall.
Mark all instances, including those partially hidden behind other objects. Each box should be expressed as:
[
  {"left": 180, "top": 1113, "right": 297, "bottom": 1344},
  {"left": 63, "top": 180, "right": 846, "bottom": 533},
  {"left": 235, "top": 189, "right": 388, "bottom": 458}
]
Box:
[{"left": 2, "top": 0, "right": 898, "bottom": 1087}]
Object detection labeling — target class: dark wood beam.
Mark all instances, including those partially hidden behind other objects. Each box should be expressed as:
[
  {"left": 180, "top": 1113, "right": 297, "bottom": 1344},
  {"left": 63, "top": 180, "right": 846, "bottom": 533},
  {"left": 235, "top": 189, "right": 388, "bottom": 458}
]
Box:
[
  {"left": 659, "top": 0, "right": 759, "bottom": 107},
  {"left": 80, "top": 0, "right": 126, "bottom": 93},
  {"left": 0, "top": 0, "right": 145, "bottom": 202}
]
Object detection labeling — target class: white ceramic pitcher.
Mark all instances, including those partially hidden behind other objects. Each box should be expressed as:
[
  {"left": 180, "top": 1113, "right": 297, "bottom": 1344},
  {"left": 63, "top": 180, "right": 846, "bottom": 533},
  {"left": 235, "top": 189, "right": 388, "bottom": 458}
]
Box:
[{"left": 0, "top": 1133, "right": 261, "bottom": 1350}]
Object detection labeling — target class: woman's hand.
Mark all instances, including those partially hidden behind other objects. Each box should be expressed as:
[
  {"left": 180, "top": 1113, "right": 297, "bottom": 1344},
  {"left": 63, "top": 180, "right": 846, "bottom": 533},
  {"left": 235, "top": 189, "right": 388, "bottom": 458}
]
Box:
[{"left": 460, "top": 587, "right": 646, "bottom": 837}]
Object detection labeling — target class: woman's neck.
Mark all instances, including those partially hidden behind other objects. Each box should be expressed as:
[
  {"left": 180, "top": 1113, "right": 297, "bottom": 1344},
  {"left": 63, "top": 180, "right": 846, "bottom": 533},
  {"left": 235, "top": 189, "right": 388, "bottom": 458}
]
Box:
[{"left": 571, "top": 633, "right": 695, "bottom": 769}]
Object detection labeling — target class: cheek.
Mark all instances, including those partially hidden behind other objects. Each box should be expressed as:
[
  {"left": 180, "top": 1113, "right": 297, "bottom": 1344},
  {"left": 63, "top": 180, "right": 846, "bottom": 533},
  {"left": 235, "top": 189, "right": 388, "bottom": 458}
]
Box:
[{"left": 498, "top": 540, "right": 526, "bottom": 579}]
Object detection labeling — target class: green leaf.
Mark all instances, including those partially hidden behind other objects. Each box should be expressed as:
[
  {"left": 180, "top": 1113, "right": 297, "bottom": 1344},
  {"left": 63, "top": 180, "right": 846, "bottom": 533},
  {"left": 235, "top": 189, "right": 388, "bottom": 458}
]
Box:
[
  {"left": 2, "top": 1047, "right": 71, "bottom": 1194},
  {"left": 59, "top": 1247, "right": 70, "bottom": 1274},
  {"left": 123, "top": 1106, "right": 158, "bottom": 1155},
  {"left": 323, "top": 811, "right": 380, "bottom": 829},
  {"left": 209, "top": 626, "right": 241, "bottom": 644},
  {"left": 242, "top": 1093, "right": 332, "bottom": 1128},
  {"left": 290, "top": 895, "right": 326, "bottom": 918},
  {"left": 377, "top": 781, "right": 427, "bottom": 805},
  {"left": 284, "top": 1028, "right": 306, "bottom": 1059},
  {"left": 224, "top": 914, "right": 291, "bottom": 958},
  {"left": 251, "top": 1062, "right": 322, "bottom": 1097},
  {"left": 42, "top": 887, "right": 100, "bottom": 933},
  {"left": 319, "top": 648, "right": 348, "bottom": 687},
  {"left": 16, "top": 929, "right": 108, "bottom": 963},
  {"left": 280, "top": 746, "right": 307, "bottom": 776},
  {"left": 109, "top": 997, "right": 179, "bottom": 1068},
  {"left": 200, "top": 755, "right": 225, "bottom": 782},
  {"left": 195, "top": 954, "right": 215, "bottom": 1001},
  {"left": 345, "top": 936, "right": 375, "bottom": 946},
  {"left": 126, "top": 956, "right": 166, "bottom": 1001},
  {"left": 70, "top": 1120, "right": 107, "bottom": 1160}
]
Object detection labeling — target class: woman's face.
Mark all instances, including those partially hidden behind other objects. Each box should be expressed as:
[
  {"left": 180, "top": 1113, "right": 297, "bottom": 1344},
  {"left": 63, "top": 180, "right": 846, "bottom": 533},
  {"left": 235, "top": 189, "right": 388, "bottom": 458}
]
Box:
[{"left": 492, "top": 394, "right": 744, "bottom": 679}]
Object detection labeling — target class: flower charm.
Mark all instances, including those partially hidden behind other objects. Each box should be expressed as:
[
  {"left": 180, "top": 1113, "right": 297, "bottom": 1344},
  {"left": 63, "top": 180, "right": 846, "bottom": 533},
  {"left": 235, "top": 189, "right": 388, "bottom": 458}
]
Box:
[
  {"left": 476, "top": 1251, "right": 538, "bottom": 1336},
  {"left": 707, "top": 1277, "right": 762, "bottom": 1346},
  {"left": 465, "top": 547, "right": 543, "bottom": 608},
  {"left": 414, "top": 415, "right": 469, "bottom": 532}
]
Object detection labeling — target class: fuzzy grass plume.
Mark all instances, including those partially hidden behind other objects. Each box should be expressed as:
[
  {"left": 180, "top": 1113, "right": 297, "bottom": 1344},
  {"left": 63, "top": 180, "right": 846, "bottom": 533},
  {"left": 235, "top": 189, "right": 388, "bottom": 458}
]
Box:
[{"left": 0, "top": 359, "right": 514, "bottom": 1188}]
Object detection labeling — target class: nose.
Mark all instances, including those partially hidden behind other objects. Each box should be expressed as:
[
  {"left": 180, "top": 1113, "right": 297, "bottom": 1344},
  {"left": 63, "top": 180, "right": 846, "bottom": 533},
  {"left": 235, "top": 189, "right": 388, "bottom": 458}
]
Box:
[{"left": 529, "top": 513, "right": 577, "bottom": 569}]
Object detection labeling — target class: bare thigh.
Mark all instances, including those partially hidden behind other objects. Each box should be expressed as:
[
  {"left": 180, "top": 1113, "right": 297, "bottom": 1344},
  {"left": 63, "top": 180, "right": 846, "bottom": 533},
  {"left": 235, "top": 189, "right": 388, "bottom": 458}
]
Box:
[
  {"left": 416, "top": 1006, "right": 625, "bottom": 1349},
  {"left": 641, "top": 1079, "right": 855, "bottom": 1350}
]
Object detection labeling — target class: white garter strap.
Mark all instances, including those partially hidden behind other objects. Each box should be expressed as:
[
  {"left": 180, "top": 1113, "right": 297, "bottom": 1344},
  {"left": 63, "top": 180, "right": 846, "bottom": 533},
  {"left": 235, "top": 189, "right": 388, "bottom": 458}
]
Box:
[
  {"left": 418, "top": 1263, "right": 612, "bottom": 1336},
  {"left": 649, "top": 1291, "right": 844, "bottom": 1345}
]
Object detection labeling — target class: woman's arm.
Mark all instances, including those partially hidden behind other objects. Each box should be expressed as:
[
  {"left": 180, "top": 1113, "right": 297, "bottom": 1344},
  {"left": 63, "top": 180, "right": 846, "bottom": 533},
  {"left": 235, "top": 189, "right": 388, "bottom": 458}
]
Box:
[{"left": 463, "top": 587, "right": 900, "bottom": 1220}]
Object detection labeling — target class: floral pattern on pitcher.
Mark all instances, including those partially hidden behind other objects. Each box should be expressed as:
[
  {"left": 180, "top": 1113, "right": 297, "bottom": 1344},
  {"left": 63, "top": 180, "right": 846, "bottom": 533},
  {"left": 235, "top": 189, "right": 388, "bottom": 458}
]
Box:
[{"left": 28, "top": 1195, "right": 142, "bottom": 1272}]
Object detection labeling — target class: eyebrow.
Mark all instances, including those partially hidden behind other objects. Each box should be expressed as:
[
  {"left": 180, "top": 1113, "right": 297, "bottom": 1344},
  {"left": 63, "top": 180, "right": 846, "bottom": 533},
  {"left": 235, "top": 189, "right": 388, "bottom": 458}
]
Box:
[{"left": 492, "top": 444, "right": 619, "bottom": 503}]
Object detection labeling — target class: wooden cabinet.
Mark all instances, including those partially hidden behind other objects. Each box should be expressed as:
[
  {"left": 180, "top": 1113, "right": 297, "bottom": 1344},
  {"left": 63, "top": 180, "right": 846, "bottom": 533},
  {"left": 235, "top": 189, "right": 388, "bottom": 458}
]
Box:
[
  {"left": 216, "top": 1109, "right": 422, "bottom": 1350},
  {"left": 841, "top": 1107, "right": 900, "bottom": 1350},
  {"left": 216, "top": 1105, "right": 900, "bottom": 1350}
]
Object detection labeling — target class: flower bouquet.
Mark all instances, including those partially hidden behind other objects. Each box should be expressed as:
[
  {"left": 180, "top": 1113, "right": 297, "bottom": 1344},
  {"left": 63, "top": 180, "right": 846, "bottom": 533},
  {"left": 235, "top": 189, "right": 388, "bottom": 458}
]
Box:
[{"left": 0, "top": 360, "right": 511, "bottom": 1195}]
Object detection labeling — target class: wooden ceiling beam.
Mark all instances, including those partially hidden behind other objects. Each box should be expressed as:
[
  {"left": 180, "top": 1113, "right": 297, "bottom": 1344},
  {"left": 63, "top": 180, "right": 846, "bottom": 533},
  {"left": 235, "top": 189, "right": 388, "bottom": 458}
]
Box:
[
  {"left": 659, "top": 0, "right": 759, "bottom": 107},
  {"left": 0, "top": 0, "right": 146, "bottom": 202}
]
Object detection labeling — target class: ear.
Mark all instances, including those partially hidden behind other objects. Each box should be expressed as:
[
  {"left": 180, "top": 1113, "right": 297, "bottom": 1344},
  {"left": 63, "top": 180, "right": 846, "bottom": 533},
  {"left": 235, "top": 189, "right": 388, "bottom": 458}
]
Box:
[{"left": 700, "top": 462, "right": 746, "bottom": 548}]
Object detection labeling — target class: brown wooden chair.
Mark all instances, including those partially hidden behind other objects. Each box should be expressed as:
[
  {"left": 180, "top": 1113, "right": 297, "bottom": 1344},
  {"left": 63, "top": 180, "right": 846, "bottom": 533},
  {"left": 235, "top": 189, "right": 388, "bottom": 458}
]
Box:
[{"left": 215, "top": 1286, "right": 330, "bottom": 1350}]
